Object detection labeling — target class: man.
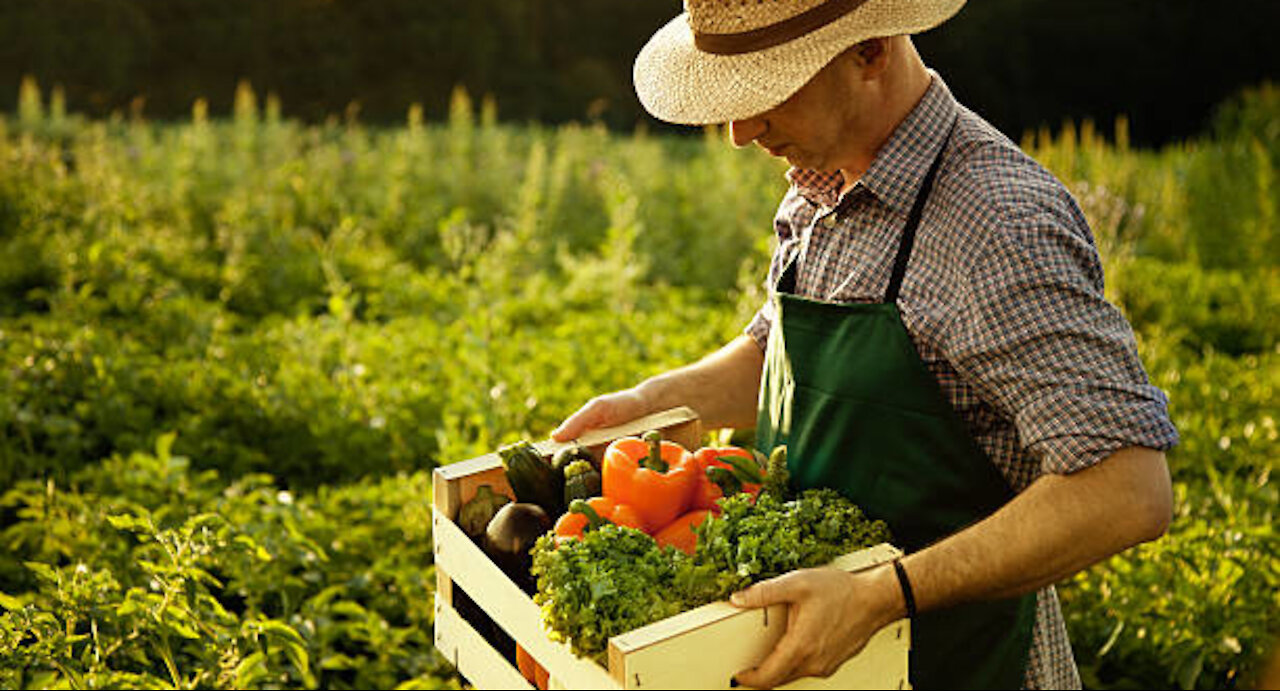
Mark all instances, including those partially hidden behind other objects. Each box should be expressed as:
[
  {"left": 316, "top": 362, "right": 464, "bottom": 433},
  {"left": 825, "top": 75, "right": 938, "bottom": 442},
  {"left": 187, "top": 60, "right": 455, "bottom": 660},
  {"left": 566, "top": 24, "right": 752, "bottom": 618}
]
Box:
[{"left": 552, "top": 0, "right": 1179, "bottom": 688}]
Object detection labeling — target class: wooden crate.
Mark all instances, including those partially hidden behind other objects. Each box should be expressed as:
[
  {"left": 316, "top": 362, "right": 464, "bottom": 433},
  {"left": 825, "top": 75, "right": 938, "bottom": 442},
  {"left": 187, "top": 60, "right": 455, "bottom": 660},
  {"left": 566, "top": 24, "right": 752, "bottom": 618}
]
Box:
[{"left": 432, "top": 407, "right": 911, "bottom": 690}]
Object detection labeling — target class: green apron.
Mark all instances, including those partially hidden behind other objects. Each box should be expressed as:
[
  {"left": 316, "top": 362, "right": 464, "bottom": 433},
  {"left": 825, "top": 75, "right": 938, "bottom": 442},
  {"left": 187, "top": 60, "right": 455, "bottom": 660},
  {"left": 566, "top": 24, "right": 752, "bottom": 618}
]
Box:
[{"left": 755, "top": 129, "right": 1036, "bottom": 689}]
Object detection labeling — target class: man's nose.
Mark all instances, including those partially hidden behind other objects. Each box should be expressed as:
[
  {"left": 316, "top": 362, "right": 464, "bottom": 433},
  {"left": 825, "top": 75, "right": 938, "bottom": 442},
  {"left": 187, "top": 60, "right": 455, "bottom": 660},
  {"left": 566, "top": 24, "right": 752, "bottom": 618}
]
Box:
[{"left": 729, "top": 118, "right": 766, "bottom": 148}]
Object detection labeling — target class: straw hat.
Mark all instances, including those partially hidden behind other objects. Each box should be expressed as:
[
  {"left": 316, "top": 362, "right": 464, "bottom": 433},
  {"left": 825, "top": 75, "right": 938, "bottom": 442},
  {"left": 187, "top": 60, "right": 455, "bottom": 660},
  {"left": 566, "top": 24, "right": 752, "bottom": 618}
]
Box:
[{"left": 634, "top": 0, "right": 966, "bottom": 125}]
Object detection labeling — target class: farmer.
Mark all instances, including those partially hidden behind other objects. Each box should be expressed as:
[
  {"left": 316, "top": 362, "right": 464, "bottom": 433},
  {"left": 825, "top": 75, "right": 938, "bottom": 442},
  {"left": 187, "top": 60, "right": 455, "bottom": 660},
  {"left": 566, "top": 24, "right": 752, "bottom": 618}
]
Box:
[{"left": 552, "top": 0, "right": 1179, "bottom": 687}]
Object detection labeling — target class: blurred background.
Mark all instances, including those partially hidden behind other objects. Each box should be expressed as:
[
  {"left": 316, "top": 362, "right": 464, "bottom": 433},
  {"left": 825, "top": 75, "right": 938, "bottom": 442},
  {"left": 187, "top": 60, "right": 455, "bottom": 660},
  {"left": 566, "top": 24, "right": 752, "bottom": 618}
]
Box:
[
  {"left": 2, "top": 0, "right": 1277, "bottom": 146},
  {"left": 0, "top": 1, "right": 1277, "bottom": 690}
]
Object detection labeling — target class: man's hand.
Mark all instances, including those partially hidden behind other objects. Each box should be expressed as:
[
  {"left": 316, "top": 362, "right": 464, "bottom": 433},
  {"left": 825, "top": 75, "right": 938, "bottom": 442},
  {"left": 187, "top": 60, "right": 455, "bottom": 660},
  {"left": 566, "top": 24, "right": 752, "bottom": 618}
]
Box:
[
  {"left": 730, "top": 565, "right": 903, "bottom": 689},
  {"left": 551, "top": 388, "right": 652, "bottom": 442},
  {"left": 551, "top": 336, "right": 765, "bottom": 442}
]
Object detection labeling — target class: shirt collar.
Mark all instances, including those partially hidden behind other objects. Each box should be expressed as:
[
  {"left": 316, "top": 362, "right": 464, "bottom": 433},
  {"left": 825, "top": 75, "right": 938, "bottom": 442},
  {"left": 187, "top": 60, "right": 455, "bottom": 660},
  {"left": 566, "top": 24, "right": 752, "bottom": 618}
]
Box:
[{"left": 786, "top": 71, "right": 959, "bottom": 215}]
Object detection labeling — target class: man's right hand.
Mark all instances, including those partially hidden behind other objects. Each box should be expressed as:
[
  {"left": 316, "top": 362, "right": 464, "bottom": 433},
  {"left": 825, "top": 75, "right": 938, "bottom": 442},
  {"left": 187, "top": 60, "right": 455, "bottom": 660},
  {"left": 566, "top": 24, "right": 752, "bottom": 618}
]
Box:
[{"left": 550, "top": 388, "right": 653, "bottom": 442}]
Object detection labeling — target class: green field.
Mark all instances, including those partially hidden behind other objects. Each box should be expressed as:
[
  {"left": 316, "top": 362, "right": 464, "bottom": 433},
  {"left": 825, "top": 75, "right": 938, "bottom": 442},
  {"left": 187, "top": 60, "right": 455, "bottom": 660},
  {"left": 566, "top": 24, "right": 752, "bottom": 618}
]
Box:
[{"left": 1, "top": 78, "right": 1277, "bottom": 689}]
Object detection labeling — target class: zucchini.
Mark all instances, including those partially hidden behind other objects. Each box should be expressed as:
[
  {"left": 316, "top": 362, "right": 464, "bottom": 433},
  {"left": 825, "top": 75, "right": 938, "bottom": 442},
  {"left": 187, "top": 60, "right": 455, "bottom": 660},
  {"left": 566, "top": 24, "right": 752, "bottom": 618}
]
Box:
[{"left": 498, "top": 440, "right": 564, "bottom": 517}]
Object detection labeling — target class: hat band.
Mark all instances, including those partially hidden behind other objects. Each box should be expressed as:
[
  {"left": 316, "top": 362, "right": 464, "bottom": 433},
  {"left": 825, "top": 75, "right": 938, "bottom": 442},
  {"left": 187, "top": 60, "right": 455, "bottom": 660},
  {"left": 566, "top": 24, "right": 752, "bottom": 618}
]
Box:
[{"left": 692, "top": 0, "right": 872, "bottom": 55}]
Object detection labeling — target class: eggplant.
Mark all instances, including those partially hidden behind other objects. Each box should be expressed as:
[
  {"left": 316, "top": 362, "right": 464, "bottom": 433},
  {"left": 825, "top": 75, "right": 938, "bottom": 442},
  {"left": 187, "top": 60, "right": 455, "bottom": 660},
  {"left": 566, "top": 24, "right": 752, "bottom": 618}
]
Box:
[{"left": 483, "top": 502, "right": 552, "bottom": 595}]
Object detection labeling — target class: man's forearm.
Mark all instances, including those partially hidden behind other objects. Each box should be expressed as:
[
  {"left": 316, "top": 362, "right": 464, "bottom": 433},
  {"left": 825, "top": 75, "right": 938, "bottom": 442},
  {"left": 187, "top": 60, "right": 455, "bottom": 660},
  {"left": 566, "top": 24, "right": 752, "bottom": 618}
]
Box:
[
  {"left": 636, "top": 335, "right": 765, "bottom": 430},
  {"left": 902, "top": 446, "right": 1173, "bottom": 612}
]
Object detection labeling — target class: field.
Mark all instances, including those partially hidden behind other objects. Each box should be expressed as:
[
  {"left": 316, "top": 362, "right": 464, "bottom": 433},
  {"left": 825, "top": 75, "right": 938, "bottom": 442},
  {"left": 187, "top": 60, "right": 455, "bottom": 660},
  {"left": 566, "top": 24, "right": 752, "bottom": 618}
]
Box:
[{"left": 0, "top": 78, "right": 1277, "bottom": 689}]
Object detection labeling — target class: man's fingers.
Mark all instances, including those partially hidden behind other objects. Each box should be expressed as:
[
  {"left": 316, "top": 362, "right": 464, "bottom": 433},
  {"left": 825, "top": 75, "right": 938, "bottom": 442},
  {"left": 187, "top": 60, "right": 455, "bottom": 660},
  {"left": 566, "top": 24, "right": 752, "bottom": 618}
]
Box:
[
  {"left": 551, "top": 392, "right": 645, "bottom": 442},
  {"left": 550, "top": 406, "right": 599, "bottom": 441},
  {"left": 730, "top": 571, "right": 805, "bottom": 609},
  {"left": 734, "top": 628, "right": 806, "bottom": 689}
]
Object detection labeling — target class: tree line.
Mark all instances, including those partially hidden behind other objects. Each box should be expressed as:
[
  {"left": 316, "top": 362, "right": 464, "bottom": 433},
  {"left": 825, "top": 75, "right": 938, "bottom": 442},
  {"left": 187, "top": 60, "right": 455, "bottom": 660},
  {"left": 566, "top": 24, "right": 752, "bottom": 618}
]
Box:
[{"left": 1, "top": 0, "right": 1276, "bottom": 147}]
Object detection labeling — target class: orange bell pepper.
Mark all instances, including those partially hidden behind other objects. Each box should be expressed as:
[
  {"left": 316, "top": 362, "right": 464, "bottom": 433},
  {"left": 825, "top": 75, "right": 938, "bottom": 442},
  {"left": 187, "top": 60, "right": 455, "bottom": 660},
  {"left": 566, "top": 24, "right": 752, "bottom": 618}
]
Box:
[
  {"left": 654, "top": 509, "right": 712, "bottom": 555},
  {"left": 601, "top": 431, "right": 697, "bottom": 533},
  {"left": 691, "top": 445, "right": 764, "bottom": 512},
  {"left": 553, "top": 497, "right": 645, "bottom": 541}
]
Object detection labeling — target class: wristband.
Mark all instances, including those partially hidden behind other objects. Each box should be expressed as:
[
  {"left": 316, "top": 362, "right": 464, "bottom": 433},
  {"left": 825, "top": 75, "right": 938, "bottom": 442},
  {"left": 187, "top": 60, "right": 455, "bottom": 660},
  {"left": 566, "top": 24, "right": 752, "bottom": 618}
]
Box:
[{"left": 891, "top": 558, "right": 917, "bottom": 620}]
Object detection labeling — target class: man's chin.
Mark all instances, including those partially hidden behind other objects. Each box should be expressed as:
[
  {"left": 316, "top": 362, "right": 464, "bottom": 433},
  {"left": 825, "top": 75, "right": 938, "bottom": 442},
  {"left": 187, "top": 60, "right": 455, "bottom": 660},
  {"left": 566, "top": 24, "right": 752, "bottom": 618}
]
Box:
[
  {"left": 782, "top": 151, "right": 808, "bottom": 167},
  {"left": 785, "top": 153, "right": 826, "bottom": 170}
]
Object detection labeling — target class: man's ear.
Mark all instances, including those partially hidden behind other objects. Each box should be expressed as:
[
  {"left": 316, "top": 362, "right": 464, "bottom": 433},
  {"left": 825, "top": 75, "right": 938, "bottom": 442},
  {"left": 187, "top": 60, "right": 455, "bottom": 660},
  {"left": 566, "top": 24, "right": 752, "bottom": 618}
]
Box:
[{"left": 849, "top": 37, "right": 890, "bottom": 78}]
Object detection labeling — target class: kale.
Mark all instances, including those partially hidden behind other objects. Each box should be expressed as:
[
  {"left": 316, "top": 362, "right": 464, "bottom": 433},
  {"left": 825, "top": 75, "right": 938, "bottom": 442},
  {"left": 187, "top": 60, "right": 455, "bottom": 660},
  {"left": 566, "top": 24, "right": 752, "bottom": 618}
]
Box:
[
  {"left": 693, "top": 489, "right": 892, "bottom": 583},
  {"left": 531, "top": 526, "right": 687, "bottom": 664},
  {"left": 531, "top": 489, "right": 892, "bottom": 662}
]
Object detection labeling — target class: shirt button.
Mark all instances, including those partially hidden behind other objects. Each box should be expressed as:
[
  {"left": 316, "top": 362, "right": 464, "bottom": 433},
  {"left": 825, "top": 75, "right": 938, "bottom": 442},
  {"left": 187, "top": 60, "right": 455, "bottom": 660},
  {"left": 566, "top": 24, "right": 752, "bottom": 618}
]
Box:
[{"left": 821, "top": 215, "right": 838, "bottom": 229}]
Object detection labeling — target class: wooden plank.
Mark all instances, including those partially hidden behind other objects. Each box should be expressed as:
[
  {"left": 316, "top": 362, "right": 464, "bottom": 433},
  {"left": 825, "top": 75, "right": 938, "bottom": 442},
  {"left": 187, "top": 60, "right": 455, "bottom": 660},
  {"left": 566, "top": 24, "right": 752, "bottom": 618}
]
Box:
[
  {"left": 608, "top": 543, "right": 906, "bottom": 690},
  {"left": 611, "top": 607, "right": 908, "bottom": 690},
  {"left": 779, "top": 621, "right": 910, "bottom": 691},
  {"left": 829, "top": 543, "right": 903, "bottom": 573},
  {"left": 435, "top": 407, "right": 701, "bottom": 490},
  {"left": 432, "top": 465, "right": 464, "bottom": 518},
  {"left": 532, "top": 406, "right": 701, "bottom": 457},
  {"left": 433, "top": 506, "right": 621, "bottom": 689},
  {"left": 431, "top": 470, "right": 462, "bottom": 614},
  {"left": 608, "top": 543, "right": 900, "bottom": 653},
  {"left": 435, "top": 451, "right": 503, "bottom": 484},
  {"left": 434, "top": 593, "right": 533, "bottom": 690}
]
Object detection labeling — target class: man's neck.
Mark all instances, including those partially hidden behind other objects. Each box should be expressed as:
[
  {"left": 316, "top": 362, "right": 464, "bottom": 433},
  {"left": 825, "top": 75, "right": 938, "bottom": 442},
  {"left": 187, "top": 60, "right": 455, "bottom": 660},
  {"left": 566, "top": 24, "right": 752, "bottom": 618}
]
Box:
[{"left": 838, "top": 51, "right": 933, "bottom": 196}]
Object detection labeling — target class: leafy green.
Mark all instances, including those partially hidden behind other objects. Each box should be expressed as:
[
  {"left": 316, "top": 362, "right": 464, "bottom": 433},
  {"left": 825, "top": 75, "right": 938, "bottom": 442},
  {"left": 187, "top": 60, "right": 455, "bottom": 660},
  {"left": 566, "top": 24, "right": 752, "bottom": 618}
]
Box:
[
  {"left": 531, "top": 526, "right": 686, "bottom": 663},
  {"left": 694, "top": 490, "right": 892, "bottom": 586},
  {"left": 531, "top": 489, "right": 892, "bottom": 663}
]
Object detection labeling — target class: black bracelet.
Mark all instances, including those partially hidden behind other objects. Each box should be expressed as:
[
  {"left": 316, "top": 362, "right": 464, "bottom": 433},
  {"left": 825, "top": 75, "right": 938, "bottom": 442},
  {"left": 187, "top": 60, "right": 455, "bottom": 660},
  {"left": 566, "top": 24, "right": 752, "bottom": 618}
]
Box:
[{"left": 892, "top": 558, "right": 917, "bottom": 620}]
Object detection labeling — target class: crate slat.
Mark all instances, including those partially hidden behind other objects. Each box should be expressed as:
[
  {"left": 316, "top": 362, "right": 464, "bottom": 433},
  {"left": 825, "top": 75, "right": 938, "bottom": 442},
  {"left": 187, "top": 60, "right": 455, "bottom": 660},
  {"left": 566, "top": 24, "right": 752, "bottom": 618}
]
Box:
[
  {"left": 432, "top": 506, "right": 620, "bottom": 689},
  {"left": 530, "top": 406, "right": 702, "bottom": 458},
  {"left": 434, "top": 593, "right": 533, "bottom": 690},
  {"left": 607, "top": 544, "right": 907, "bottom": 690}
]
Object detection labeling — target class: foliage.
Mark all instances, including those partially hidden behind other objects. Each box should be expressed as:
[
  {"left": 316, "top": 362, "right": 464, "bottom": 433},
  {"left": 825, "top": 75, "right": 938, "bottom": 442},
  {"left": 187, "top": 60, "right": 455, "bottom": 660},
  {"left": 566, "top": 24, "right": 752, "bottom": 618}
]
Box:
[
  {"left": 0, "top": 80, "right": 1276, "bottom": 688},
  {"left": 0, "top": 84, "right": 767, "bottom": 489},
  {"left": 0, "top": 435, "right": 456, "bottom": 690}
]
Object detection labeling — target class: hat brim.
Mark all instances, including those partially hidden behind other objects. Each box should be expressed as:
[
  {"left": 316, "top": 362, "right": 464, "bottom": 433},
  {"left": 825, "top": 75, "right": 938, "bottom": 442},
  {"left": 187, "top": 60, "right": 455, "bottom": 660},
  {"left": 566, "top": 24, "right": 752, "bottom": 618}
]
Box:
[{"left": 634, "top": 0, "right": 965, "bottom": 125}]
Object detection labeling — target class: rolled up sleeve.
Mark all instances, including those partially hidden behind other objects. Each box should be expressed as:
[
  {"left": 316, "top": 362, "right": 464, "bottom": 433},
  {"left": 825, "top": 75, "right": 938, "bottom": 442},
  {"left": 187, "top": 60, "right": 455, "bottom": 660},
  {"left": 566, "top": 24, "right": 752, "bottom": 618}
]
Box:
[
  {"left": 945, "top": 213, "right": 1179, "bottom": 475},
  {"left": 745, "top": 300, "right": 774, "bottom": 352}
]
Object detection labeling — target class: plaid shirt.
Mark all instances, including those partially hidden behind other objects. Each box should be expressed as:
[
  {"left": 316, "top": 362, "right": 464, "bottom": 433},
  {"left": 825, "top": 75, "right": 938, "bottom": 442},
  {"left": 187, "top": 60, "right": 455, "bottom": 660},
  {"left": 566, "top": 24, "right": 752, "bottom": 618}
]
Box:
[{"left": 745, "top": 73, "right": 1179, "bottom": 689}]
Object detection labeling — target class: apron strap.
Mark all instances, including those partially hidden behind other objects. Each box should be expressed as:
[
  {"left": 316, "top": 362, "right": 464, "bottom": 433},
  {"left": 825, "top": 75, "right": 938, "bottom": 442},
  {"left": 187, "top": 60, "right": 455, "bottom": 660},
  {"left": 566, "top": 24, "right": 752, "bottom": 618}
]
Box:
[
  {"left": 778, "top": 122, "right": 955, "bottom": 302},
  {"left": 883, "top": 125, "right": 955, "bottom": 304}
]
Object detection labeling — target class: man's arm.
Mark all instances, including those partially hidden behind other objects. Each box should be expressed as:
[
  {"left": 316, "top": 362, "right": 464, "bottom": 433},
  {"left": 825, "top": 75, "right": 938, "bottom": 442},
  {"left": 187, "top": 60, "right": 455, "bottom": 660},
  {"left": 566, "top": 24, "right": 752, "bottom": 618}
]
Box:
[
  {"left": 731, "top": 445, "right": 1173, "bottom": 688},
  {"left": 551, "top": 335, "right": 764, "bottom": 441}
]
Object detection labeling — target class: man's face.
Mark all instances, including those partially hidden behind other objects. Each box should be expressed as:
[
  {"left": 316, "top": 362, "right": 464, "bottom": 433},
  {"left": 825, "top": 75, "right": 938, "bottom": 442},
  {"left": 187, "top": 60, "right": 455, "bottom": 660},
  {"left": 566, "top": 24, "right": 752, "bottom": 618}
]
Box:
[{"left": 728, "top": 46, "right": 875, "bottom": 172}]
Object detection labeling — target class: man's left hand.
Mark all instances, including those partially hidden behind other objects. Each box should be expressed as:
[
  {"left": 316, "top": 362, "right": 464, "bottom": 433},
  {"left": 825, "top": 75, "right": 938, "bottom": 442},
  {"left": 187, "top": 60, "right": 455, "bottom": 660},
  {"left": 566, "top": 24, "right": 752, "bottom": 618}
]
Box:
[{"left": 729, "top": 565, "right": 902, "bottom": 689}]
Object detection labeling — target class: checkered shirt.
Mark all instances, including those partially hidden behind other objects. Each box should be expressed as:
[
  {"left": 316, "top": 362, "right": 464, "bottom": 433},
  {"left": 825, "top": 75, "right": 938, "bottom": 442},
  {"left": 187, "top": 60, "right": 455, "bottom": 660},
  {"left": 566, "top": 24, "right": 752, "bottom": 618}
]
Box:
[{"left": 745, "top": 73, "right": 1179, "bottom": 689}]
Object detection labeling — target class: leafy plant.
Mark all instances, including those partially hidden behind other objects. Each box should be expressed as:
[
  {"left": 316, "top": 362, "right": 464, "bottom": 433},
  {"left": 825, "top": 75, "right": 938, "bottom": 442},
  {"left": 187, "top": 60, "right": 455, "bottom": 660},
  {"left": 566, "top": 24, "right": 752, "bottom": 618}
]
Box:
[{"left": 0, "top": 436, "right": 457, "bottom": 690}]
